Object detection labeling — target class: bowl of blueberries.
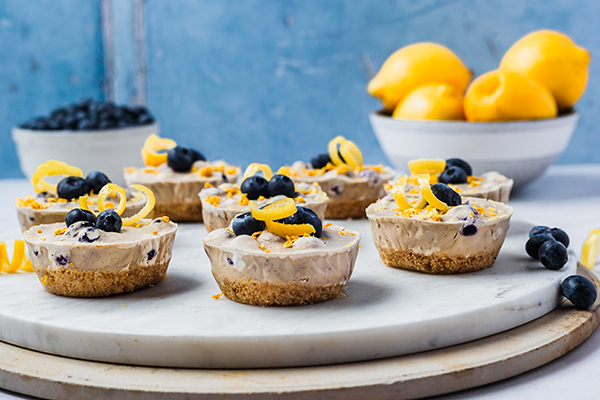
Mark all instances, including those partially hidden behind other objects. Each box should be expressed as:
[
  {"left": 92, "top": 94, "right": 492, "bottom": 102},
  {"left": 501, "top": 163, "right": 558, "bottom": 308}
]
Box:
[
  {"left": 369, "top": 111, "right": 579, "bottom": 189},
  {"left": 12, "top": 98, "right": 158, "bottom": 186}
]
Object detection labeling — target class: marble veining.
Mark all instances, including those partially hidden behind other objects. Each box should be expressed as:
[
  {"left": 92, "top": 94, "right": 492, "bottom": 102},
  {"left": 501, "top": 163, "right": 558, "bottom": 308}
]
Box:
[{"left": 0, "top": 220, "right": 576, "bottom": 368}]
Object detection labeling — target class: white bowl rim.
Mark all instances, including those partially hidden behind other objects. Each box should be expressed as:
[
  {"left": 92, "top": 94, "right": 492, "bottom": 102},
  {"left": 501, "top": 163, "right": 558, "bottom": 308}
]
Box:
[{"left": 370, "top": 110, "right": 579, "bottom": 129}]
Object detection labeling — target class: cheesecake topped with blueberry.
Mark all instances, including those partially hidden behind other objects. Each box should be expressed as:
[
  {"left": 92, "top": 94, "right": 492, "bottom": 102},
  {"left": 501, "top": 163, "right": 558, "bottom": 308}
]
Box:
[
  {"left": 24, "top": 183, "right": 178, "bottom": 297},
  {"left": 199, "top": 163, "right": 328, "bottom": 232},
  {"left": 123, "top": 134, "right": 240, "bottom": 222},
  {"left": 277, "top": 136, "right": 394, "bottom": 219},
  {"left": 204, "top": 198, "right": 360, "bottom": 306},
  {"left": 15, "top": 160, "right": 144, "bottom": 231},
  {"left": 367, "top": 173, "right": 513, "bottom": 274},
  {"left": 386, "top": 158, "right": 513, "bottom": 203}
]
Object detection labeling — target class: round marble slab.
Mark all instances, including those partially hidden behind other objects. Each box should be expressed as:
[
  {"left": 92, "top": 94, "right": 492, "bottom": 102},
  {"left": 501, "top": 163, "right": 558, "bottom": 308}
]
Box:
[
  {"left": 0, "top": 220, "right": 576, "bottom": 369},
  {"left": 0, "top": 265, "right": 597, "bottom": 400}
]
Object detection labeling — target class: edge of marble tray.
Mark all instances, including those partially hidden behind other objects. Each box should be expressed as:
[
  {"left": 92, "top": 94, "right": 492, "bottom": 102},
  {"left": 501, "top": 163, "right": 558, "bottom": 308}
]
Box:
[{"left": 0, "top": 264, "right": 598, "bottom": 400}]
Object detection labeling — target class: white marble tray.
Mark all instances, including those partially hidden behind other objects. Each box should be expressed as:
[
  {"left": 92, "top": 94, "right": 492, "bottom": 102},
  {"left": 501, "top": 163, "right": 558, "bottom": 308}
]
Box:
[{"left": 0, "top": 219, "right": 576, "bottom": 369}]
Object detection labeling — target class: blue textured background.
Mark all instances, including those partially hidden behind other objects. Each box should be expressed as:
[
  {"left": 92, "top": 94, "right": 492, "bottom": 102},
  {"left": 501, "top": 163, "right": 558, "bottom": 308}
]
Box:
[{"left": 0, "top": 0, "right": 598, "bottom": 178}]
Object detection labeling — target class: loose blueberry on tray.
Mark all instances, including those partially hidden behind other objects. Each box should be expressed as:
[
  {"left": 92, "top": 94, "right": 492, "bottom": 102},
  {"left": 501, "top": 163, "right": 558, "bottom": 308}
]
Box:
[
  {"left": 526, "top": 225, "right": 570, "bottom": 269},
  {"left": 561, "top": 275, "right": 597, "bottom": 309}
]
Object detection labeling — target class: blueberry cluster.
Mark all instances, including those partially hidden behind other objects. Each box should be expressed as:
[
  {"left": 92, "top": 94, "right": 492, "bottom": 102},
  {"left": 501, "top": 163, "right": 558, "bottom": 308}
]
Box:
[
  {"left": 232, "top": 206, "right": 322, "bottom": 238},
  {"left": 19, "top": 98, "right": 154, "bottom": 131},
  {"left": 561, "top": 275, "right": 597, "bottom": 309},
  {"left": 439, "top": 158, "right": 472, "bottom": 185},
  {"left": 65, "top": 208, "right": 122, "bottom": 233},
  {"left": 241, "top": 174, "right": 296, "bottom": 200},
  {"left": 526, "top": 226, "right": 570, "bottom": 270},
  {"left": 56, "top": 171, "right": 111, "bottom": 200},
  {"left": 167, "top": 146, "right": 206, "bottom": 172}
]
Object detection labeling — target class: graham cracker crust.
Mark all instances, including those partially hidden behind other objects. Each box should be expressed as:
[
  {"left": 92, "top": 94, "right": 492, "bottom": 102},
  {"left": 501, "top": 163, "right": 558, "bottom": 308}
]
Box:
[
  {"left": 34, "top": 262, "right": 170, "bottom": 297},
  {"left": 375, "top": 246, "right": 500, "bottom": 274},
  {"left": 324, "top": 198, "right": 377, "bottom": 219},
  {"left": 215, "top": 277, "right": 346, "bottom": 306},
  {"left": 150, "top": 202, "right": 203, "bottom": 222}
]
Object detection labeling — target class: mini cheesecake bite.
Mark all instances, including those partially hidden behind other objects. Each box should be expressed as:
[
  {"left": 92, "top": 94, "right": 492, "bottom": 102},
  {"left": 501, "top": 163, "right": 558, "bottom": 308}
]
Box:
[
  {"left": 385, "top": 158, "right": 513, "bottom": 203},
  {"left": 123, "top": 134, "right": 240, "bottom": 222},
  {"left": 203, "top": 198, "right": 360, "bottom": 306},
  {"left": 199, "top": 163, "right": 328, "bottom": 232},
  {"left": 278, "top": 136, "right": 394, "bottom": 219},
  {"left": 368, "top": 174, "right": 513, "bottom": 274},
  {"left": 24, "top": 183, "right": 178, "bottom": 297},
  {"left": 15, "top": 160, "right": 145, "bottom": 231}
]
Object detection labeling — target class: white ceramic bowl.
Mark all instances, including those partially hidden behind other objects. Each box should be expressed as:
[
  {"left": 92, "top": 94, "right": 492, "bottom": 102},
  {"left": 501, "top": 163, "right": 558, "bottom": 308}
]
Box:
[
  {"left": 11, "top": 123, "right": 159, "bottom": 186},
  {"left": 369, "top": 113, "right": 578, "bottom": 189}
]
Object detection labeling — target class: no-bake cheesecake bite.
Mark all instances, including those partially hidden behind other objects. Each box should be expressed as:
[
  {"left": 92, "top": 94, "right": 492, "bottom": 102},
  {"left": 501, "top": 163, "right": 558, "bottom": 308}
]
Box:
[
  {"left": 368, "top": 174, "right": 513, "bottom": 274},
  {"left": 204, "top": 198, "right": 360, "bottom": 306},
  {"left": 16, "top": 160, "right": 145, "bottom": 231},
  {"left": 385, "top": 158, "right": 513, "bottom": 203},
  {"left": 199, "top": 163, "right": 328, "bottom": 232},
  {"left": 278, "top": 136, "right": 394, "bottom": 219},
  {"left": 124, "top": 134, "right": 240, "bottom": 222},
  {"left": 24, "top": 183, "right": 177, "bottom": 297}
]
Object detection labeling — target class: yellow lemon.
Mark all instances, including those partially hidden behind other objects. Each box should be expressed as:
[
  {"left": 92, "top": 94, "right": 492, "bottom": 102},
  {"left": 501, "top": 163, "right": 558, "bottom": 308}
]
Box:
[
  {"left": 500, "top": 29, "right": 590, "bottom": 111},
  {"left": 368, "top": 42, "right": 472, "bottom": 112},
  {"left": 392, "top": 84, "right": 465, "bottom": 120},
  {"left": 464, "top": 70, "right": 557, "bottom": 122}
]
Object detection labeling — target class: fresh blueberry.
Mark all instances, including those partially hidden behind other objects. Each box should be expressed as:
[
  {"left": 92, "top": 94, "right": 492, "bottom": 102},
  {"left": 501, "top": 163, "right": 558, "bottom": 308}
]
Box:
[
  {"left": 525, "top": 233, "right": 555, "bottom": 259},
  {"left": 561, "top": 275, "right": 597, "bottom": 309},
  {"left": 551, "top": 228, "right": 570, "bottom": 248},
  {"left": 438, "top": 166, "right": 468, "bottom": 184},
  {"left": 311, "top": 154, "right": 331, "bottom": 169},
  {"left": 65, "top": 208, "right": 97, "bottom": 227},
  {"left": 241, "top": 176, "right": 270, "bottom": 200},
  {"left": 231, "top": 211, "right": 266, "bottom": 236},
  {"left": 539, "top": 240, "right": 568, "bottom": 270},
  {"left": 96, "top": 210, "right": 122, "bottom": 233},
  {"left": 529, "top": 225, "right": 551, "bottom": 238},
  {"left": 85, "top": 171, "right": 111, "bottom": 195},
  {"left": 446, "top": 158, "right": 472, "bottom": 176},
  {"left": 276, "top": 206, "right": 322, "bottom": 238},
  {"left": 430, "top": 183, "right": 461, "bottom": 207},
  {"left": 268, "top": 174, "right": 296, "bottom": 198},
  {"left": 189, "top": 148, "right": 206, "bottom": 162},
  {"left": 57, "top": 177, "right": 90, "bottom": 200},
  {"left": 167, "top": 147, "right": 195, "bottom": 172}
]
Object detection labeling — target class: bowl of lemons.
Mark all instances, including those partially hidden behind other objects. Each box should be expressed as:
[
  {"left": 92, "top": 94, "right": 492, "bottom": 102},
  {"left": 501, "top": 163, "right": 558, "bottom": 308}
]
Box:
[{"left": 368, "top": 30, "right": 588, "bottom": 189}]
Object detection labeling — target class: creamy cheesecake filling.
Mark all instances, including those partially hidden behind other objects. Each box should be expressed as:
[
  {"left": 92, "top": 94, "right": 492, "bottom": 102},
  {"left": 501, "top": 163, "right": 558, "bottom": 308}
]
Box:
[
  {"left": 367, "top": 195, "right": 512, "bottom": 258},
  {"left": 24, "top": 218, "right": 177, "bottom": 273},
  {"left": 204, "top": 224, "right": 360, "bottom": 286}
]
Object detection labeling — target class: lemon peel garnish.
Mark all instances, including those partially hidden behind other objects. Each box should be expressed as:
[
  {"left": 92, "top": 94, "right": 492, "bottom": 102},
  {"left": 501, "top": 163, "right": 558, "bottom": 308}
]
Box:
[
  {"left": 0, "top": 242, "right": 9, "bottom": 272},
  {"left": 248, "top": 198, "right": 297, "bottom": 221},
  {"left": 408, "top": 159, "right": 446, "bottom": 176},
  {"left": 582, "top": 229, "right": 600, "bottom": 269},
  {"left": 242, "top": 163, "right": 273, "bottom": 182},
  {"left": 141, "top": 134, "right": 177, "bottom": 167},
  {"left": 31, "top": 160, "right": 83, "bottom": 195},
  {"left": 79, "top": 195, "right": 95, "bottom": 215},
  {"left": 0, "top": 240, "right": 33, "bottom": 273},
  {"left": 328, "top": 136, "right": 364, "bottom": 168},
  {"left": 418, "top": 174, "right": 450, "bottom": 211},
  {"left": 121, "top": 184, "right": 156, "bottom": 226},
  {"left": 265, "top": 220, "right": 315, "bottom": 237},
  {"left": 97, "top": 183, "right": 127, "bottom": 215}
]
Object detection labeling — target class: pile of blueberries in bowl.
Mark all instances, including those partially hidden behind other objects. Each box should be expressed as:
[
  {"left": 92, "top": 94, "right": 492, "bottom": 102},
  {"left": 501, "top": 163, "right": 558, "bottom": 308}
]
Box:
[{"left": 19, "top": 98, "right": 154, "bottom": 131}]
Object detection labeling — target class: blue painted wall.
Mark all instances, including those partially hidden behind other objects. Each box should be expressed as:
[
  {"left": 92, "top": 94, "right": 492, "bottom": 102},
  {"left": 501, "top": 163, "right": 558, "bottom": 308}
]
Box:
[{"left": 1, "top": 0, "right": 598, "bottom": 178}]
